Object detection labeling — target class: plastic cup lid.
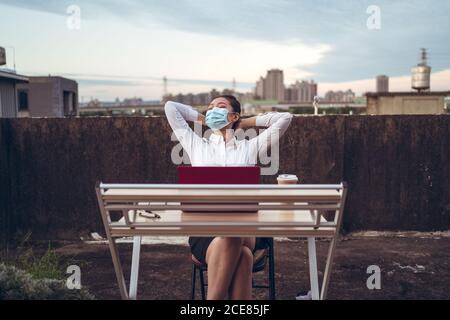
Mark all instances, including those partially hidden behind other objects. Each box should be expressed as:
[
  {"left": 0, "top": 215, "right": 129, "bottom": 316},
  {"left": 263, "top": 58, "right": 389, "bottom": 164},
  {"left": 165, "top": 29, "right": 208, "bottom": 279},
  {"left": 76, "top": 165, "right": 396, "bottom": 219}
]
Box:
[{"left": 277, "top": 174, "right": 298, "bottom": 180}]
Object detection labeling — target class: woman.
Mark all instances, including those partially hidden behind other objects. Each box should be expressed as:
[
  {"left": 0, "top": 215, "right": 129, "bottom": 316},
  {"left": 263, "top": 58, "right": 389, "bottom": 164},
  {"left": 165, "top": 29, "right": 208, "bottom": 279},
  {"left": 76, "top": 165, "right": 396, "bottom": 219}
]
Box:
[{"left": 165, "top": 95, "right": 292, "bottom": 300}]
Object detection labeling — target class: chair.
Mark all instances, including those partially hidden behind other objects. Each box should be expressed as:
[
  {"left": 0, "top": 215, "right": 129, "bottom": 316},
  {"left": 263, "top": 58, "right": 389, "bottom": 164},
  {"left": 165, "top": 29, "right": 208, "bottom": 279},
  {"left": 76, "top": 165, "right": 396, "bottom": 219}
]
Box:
[{"left": 190, "top": 238, "right": 275, "bottom": 300}]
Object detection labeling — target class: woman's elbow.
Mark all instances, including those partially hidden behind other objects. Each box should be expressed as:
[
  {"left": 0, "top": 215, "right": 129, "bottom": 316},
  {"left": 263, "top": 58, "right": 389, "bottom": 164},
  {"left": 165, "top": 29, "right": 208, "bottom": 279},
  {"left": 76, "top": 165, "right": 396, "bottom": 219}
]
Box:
[
  {"left": 284, "top": 112, "right": 293, "bottom": 123},
  {"left": 164, "top": 100, "right": 175, "bottom": 109},
  {"left": 283, "top": 113, "right": 293, "bottom": 130},
  {"left": 164, "top": 101, "right": 176, "bottom": 114}
]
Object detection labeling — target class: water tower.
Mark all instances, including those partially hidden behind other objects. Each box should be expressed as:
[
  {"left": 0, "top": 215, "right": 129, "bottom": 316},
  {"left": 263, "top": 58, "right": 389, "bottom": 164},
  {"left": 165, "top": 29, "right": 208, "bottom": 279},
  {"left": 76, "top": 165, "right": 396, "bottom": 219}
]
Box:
[
  {"left": 411, "top": 48, "right": 431, "bottom": 92},
  {"left": 0, "top": 47, "right": 6, "bottom": 66}
]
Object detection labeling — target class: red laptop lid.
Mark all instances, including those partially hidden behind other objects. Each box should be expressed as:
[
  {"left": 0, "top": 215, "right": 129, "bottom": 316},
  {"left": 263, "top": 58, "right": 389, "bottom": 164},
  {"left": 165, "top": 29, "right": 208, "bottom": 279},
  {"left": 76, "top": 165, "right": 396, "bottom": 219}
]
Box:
[{"left": 177, "top": 166, "right": 260, "bottom": 184}]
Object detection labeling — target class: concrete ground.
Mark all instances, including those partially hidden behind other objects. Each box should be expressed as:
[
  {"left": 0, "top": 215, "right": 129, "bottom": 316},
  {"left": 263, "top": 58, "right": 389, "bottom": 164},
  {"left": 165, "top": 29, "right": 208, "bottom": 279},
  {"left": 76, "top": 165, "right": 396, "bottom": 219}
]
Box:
[{"left": 28, "top": 232, "right": 445, "bottom": 300}]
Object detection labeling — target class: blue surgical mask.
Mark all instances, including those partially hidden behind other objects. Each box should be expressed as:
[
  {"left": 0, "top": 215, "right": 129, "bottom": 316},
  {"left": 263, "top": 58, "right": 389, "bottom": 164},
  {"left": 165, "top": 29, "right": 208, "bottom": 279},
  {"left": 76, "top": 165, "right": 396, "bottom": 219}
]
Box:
[{"left": 205, "top": 107, "right": 231, "bottom": 130}]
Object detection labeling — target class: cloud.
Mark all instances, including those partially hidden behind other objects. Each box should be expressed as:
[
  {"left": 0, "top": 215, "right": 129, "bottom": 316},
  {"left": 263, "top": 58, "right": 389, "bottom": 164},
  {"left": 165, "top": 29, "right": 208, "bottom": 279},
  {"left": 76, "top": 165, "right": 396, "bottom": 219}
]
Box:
[
  {"left": 2, "top": 0, "right": 449, "bottom": 85},
  {"left": 0, "top": 0, "right": 73, "bottom": 16}
]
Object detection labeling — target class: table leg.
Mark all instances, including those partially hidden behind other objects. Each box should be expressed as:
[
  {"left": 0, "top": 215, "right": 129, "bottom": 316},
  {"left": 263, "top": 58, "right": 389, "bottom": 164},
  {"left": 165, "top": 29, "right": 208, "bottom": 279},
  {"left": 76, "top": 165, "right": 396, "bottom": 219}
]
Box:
[
  {"left": 320, "top": 237, "right": 337, "bottom": 300},
  {"left": 129, "top": 236, "right": 142, "bottom": 300},
  {"left": 109, "top": 237, "right": 129, "bottom": 300},
  {"left": 307, "top": 237, "right": 320, "bottom": 300}
]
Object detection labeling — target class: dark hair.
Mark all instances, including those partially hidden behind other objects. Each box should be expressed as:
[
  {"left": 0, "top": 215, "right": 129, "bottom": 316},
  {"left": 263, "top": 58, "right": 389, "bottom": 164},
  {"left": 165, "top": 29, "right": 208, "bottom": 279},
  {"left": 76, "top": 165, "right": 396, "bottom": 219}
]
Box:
[{"left": 216, "top": 95, "right": 241, "bottom": 114}]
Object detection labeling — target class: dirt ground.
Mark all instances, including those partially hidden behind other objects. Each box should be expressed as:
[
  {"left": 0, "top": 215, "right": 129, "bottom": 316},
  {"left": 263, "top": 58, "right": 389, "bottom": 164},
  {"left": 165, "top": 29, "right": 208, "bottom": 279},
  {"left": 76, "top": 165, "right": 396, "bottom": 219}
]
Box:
[{"left": 25, "top": 233, "right": 450, "bottom": 300}]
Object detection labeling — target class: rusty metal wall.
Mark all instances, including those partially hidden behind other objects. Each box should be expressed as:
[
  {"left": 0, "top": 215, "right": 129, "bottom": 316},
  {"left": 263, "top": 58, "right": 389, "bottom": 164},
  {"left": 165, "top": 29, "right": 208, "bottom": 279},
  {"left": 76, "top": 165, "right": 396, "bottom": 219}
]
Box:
[{"left": 1, "top": 115, "right": 449, "bottom": 241}]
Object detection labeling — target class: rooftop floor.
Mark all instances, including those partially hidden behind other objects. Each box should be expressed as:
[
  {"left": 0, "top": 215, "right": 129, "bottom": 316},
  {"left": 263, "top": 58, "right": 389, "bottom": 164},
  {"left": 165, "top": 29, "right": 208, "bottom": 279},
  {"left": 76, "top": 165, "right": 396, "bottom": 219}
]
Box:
[{"left": 40, "top": 232, "right": 450, "bottom": 299}]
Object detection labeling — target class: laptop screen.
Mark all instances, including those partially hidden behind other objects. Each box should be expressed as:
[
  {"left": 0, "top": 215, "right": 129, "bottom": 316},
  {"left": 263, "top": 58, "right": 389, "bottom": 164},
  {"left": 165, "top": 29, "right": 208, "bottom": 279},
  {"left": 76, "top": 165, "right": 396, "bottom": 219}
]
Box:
[
  {"left": 177, "top": 166, "right": 260, "bottom": 185},
  {"left": 177, "top": 166, "right": 260, "bottom": 212}
]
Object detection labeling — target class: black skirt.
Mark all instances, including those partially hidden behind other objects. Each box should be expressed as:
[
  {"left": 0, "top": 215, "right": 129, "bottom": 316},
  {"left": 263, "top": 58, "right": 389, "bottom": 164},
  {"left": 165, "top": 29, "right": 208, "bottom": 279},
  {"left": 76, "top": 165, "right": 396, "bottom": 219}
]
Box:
[{"left": 189, "top": 236, "right": 270, "bottom": 265}]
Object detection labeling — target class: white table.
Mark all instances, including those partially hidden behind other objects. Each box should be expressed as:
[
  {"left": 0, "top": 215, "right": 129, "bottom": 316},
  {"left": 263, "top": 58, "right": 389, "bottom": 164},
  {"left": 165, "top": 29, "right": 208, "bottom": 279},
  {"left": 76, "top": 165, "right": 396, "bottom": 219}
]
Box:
[{"left": 95, "top": 183, "right": 348, "bottom": 300}]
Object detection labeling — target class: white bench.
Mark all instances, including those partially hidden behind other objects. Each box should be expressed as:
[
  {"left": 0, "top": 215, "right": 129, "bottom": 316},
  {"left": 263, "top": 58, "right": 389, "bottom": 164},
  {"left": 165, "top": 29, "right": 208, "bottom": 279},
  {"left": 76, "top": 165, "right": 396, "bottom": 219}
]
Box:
[{"left": 95, "top": 182, "right": 348, "bottom": 300}]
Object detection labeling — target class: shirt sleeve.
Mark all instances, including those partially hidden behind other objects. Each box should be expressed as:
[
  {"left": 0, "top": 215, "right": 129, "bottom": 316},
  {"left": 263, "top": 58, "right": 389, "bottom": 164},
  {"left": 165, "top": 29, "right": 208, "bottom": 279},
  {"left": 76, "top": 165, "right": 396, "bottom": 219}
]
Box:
[
  {"left": 164, "top": 101, "right": 202, "bottom": 157},
  {"left": 251, "top": 112, "right": 293, "bottom": 154}
]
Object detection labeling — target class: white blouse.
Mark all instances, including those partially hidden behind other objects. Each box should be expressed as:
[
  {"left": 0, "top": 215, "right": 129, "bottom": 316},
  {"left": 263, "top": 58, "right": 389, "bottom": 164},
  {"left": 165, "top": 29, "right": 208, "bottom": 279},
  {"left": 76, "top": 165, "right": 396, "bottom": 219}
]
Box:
[{"left": 164, "top": 101, "right": 293, "bottom": 168}]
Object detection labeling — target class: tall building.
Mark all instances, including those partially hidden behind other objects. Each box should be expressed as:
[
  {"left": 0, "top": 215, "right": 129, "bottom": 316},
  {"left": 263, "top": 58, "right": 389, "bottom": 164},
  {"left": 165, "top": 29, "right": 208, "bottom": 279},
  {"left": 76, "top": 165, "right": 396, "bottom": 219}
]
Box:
[
  {"left": 310, "top": 81, "right": 318, "bottom": 102},
  {"left": 325, "top": 90, "right": 355, "bottom": 103},
  {"left": 254, "top": 69, "right": 318, "bottom": 103},
  {"left": 376, "top": 75, "right": 389, "bottom": 93},
  {"left": 210, "top": 88, "right": 221, "bottom": 100},
  {"left": 344, "top": 89, "right": 356, "bottom": 102},
  {"left": 284, "top": 84, "right": 298, "bottom": 102},
  {"left": 162, "top": 88, "right": 239, "bottom": 106},
  {"left": 297, "top": 80, "right": 317, "bottom": 103},
  {"left": 264, "top": 69, "right": 285, "bottom": 102},
  {"left": 255, "top": 77, "right": 265, "bottom": 99},
  {"left": 284, "top": 80, "right": 317, "bottom": 103}
]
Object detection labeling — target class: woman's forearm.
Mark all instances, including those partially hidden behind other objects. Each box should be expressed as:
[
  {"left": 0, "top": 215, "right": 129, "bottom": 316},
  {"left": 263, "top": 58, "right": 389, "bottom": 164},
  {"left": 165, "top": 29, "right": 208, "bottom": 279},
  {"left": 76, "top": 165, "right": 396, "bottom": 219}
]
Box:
[
  {"left": 238, "top": 116, "right": 257, "bottom": 129},
  {"left": 196, "top": 113, "right": 206, "bottom": 126},
  {"left": 165, "top": 101, "right": 199, "bottom": 123}
]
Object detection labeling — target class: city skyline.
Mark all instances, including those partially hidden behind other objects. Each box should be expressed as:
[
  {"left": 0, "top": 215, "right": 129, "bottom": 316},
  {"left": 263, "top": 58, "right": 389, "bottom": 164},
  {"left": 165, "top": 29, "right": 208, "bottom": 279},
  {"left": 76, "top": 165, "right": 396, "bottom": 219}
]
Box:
[{"left": 1, "top": 0, "right": 449, "bottom": 101}]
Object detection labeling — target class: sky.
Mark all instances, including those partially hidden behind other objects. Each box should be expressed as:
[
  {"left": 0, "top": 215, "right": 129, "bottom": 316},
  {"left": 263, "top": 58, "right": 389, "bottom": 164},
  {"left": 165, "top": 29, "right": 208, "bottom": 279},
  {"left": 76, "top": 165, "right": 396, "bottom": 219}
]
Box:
[{"left": 0, "top": 0, "right": 449, "bottom": 101}]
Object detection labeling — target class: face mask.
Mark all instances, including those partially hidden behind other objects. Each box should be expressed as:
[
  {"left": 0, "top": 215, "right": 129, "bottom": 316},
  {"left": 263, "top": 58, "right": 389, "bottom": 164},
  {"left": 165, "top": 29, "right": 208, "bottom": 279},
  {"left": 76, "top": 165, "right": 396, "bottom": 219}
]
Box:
[{"left": 205, "top": 107, "right": 231, "bottom": 130}]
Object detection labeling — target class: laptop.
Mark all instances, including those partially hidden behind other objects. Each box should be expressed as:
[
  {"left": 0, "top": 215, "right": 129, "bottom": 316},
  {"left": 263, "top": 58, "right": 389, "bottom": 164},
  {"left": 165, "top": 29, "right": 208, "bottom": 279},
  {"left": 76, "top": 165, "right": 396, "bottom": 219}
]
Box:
[{"left": 177, "top": 166, "right": 260, "bottom": 212}]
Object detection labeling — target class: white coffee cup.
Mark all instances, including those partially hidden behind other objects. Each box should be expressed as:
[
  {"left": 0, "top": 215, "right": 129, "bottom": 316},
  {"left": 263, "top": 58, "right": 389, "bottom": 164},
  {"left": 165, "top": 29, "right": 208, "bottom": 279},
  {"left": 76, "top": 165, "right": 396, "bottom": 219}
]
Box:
[
  {"left": 277, "top": 174, "right": 299, "bottom": 185},
  {"left": 277, "top": 174, "right": 299, "bottom": 208}
]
